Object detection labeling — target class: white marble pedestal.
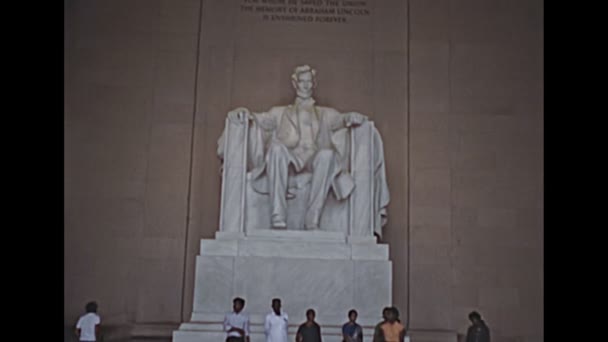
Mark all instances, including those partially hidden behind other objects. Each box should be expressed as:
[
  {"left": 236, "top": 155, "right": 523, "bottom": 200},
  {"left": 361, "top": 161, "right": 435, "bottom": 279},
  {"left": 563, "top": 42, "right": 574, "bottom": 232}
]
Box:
[{"left": 173, "top": 231, "right": 392, "bottom": 342}]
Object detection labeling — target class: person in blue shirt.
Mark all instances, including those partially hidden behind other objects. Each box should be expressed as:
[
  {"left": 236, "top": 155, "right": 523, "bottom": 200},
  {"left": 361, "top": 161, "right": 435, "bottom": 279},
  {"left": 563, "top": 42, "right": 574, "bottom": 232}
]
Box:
[{"left": 342, "top": 309, "right": 363, "bottom": 342}]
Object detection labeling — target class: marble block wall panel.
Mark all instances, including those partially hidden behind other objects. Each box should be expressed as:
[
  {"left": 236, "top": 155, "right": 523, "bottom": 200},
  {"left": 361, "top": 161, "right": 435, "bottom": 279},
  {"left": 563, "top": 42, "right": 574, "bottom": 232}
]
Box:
[
  {"left": 353, "top": 260, "right": 393, "bottom": 319},
  {"left": 233, "top": 257, "right": 354, "bottom": 319},
  {"left": 199, "top": 238, "right": 389, "bottom": 260},
  {"left": 192, "top": 256, "right": 234, "bottom": 314},
  {"left": 199, "top": 239, "right": 238, "bottom": 256},
  {"left": 352, "top": 243, "right": 390, "bottom": 260},
  {"left": 190, "top": 253, "right": 392, "bottom": 326},
  {"left": 236, "top": 239, "right": 351, "bottom": 260},
  {"left": 241, "top": 230, "right": 345, "bottom": 242}
]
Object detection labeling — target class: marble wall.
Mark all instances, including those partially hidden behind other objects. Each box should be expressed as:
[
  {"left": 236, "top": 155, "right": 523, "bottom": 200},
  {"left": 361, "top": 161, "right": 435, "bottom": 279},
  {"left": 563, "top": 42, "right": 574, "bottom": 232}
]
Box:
[
  {"left": 408, "top": 1, "right": 543, "bottom": 341},
  {"left": 64, "top": 0, "right": 200, "bottom": 327},
  {"left": 64, "top": 0, "right": 542, "bottom": 341}
]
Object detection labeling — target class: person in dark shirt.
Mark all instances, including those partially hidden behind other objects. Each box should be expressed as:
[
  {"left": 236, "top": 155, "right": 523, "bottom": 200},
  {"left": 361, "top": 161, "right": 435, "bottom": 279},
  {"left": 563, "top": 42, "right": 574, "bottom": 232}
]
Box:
[
  {"left": 296, "top": 309, "right": 322, "bottom": 342},
  {"left": 465, "top": 311, "right": 490, "bottom": 342},
  {"left": 342, "top": 309, "right": 363, "bottom": 342}
]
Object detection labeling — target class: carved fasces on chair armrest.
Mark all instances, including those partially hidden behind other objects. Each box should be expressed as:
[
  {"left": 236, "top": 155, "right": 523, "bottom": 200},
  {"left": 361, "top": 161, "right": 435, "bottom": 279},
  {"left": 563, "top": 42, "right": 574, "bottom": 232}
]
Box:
[
  {"left": 218, "top": 108, "right": 251, "bottom": 234},
  {"left": 218, "top": 108, "right": 251, "bottom": 168},
  {"left": 350, "top": 120, "right": 375, "bottom": 173},
  {"left": 227, "top": 107, "right": 252, "bottom": 124},
  {"left": 349, "top": 120, "right": 376, "bottom": 237}
]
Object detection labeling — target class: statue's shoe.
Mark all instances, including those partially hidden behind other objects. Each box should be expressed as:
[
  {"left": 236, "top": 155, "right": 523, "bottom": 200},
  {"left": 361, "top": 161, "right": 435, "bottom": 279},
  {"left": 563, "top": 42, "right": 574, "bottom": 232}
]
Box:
[
  {"left": 271, "top": 218, "right": 287, "bottom": 229},
  {"left": 304, "top": 210, "right": 320, "bottom": 230},
  {"left": 304, "top": 223, "right": 319, "bottom": 230}
]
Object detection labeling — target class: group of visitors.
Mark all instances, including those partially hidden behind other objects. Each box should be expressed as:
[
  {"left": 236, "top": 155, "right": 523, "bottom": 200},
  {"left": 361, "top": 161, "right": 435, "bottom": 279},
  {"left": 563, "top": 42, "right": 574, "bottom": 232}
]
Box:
[
  {"left": 73, "top": 299, "right": 490, "bottom": 342},
  {"left": 226, "top": 297, "right": 406, "bottom": 342}
]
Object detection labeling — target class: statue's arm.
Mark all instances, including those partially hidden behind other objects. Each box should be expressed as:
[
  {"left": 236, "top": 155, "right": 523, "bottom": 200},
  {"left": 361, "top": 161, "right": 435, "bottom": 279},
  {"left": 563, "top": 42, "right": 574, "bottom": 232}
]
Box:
[
  {"left": 324, "top": 108, "right": 348, "bottom": 131},
  {"left": 324, "top": 108, "right": 368, "bottom": 131},
  {"left": 341, "top": 111, "right": 368, "bottom": 128},
  {"left": 251, "top": 110, "right": 278, "bottom": 131},
  {"left": 226, "top": 107, "right": 278, "bottom": 131}
]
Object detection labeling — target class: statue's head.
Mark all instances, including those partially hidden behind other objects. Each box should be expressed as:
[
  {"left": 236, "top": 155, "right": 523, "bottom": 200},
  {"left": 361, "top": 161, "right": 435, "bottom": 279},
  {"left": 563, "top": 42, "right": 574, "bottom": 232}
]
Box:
[{"left": 291, "top": 65, "right": 316, "bottom": 99}]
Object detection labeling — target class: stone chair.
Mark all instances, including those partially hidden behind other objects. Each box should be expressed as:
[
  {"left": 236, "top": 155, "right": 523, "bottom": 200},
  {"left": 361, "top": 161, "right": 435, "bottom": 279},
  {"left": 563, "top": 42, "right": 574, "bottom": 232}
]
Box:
[{"left": 217, "top": 116, "right": 382, "bottom": 241}]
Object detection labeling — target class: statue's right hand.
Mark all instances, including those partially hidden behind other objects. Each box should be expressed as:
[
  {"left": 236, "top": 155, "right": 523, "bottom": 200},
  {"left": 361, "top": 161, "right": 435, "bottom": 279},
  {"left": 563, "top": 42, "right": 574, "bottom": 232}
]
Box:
[{"left": 228, "top": 107, "right": 251, "bottom": 124}]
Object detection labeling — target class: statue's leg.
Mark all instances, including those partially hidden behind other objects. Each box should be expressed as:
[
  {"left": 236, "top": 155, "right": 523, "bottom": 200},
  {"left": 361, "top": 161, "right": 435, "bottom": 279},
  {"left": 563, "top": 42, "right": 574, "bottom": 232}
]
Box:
[
  {"left": 266, "top": 141, "right": 291, "bottom": 228},
  {"left": 305, "top": 149, "right": 339, "bottom": 230}
]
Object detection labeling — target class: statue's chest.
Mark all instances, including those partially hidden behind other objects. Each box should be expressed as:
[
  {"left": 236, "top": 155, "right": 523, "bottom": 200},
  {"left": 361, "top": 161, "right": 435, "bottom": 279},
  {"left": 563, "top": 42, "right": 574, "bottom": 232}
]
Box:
[{"left": 297, "top": 107, "right": 315, "bottom": 127}]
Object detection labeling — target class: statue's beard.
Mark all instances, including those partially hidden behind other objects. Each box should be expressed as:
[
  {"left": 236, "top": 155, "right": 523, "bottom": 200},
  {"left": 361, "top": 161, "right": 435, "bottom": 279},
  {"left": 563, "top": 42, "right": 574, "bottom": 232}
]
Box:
[{"left": 296, "top": 89, "right": 313, "bottom": 99}]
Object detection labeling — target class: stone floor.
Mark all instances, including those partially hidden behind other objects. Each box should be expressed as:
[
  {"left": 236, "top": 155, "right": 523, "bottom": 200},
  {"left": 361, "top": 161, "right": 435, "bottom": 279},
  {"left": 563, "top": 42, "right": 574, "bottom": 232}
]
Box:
[
  {"left": 64, "top": 329, "right": 171, "bottom": 342},
  {"left": 65, "top": 338, "right": 170, "bottom": 342},
  {"left": 64, "top": 326, "right": 462, "bottom": 342}
]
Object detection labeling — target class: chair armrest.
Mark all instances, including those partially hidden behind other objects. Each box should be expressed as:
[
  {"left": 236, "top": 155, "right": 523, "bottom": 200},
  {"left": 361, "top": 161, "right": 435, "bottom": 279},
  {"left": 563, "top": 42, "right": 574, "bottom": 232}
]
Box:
[
  {"left": 349, "top": 121, "right": 375, "bottom": 237},
  {"left": 218, "top": 117, "right": 250, "bottom": 234}
]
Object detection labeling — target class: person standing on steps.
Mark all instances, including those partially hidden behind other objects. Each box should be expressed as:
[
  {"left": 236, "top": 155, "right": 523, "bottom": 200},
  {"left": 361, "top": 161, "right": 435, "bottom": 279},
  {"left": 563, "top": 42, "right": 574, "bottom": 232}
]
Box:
[
  {"left": 75, "top": 301, "right": 101, "bottom": 342},
  {"left": 465, "top": 311, "right": 490, "bottom": 342},
  {"left": 342, "top": 309, "right": 363, "bottom": 342},
  {"left": 372, "top": 307, "right": 391, "bottom": 342},
  {"left": 296, "top": 309, "right": 322, "bottom": 342},
  {"left": 224, "top": 297, "right": 251, "bottom": 342},
  {"left": 265, "top": 298, "right": 289, "bottom": 342},
  {"left": 375, "top": 307, "right": 405, "bottom": 342}
]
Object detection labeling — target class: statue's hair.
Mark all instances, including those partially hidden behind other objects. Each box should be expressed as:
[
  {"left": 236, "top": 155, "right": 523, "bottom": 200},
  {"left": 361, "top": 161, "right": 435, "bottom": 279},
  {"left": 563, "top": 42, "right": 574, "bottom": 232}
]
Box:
[{"left": 291, "top": 65, "right": 316, "bottom": 83}]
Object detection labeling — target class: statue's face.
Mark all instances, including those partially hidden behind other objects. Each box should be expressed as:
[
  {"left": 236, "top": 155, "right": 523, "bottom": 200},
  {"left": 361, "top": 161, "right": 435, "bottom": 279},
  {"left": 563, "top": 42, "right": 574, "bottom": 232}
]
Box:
[{"left": 293, "top": 71, "right": 314, "bottom": 99}]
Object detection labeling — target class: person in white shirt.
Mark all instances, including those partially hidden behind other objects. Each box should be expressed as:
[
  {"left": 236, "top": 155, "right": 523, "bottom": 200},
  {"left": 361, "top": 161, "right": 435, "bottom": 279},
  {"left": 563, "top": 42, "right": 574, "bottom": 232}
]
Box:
[
  {"left": 223, "top": 297, "right": 251, "bottom": 342},
  {"left": 264, "top": 298, "right": 289, "bottom": 342},
  {"left": 75, "top": 301, "right": 101, "bottom": 342}
]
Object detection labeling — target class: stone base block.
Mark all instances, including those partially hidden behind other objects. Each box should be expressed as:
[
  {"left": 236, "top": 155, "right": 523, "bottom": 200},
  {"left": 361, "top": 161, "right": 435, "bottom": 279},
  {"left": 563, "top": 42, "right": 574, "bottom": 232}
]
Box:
[{"left": 174, "top": 236, "right": 393, "bottom": 342}]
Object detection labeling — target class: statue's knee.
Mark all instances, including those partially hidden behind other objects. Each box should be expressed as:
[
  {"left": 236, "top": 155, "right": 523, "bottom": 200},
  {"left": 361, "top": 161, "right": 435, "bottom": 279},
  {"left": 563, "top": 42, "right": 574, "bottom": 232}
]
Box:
[
  {"left": 318, "top": 149, "right": 334, "bottom": 159},
  {"left": 268, "top": 142, "right": 287, "bottom": 156},
  {"left": 314, "top": 149, "right": 334, "bottom": 164}
]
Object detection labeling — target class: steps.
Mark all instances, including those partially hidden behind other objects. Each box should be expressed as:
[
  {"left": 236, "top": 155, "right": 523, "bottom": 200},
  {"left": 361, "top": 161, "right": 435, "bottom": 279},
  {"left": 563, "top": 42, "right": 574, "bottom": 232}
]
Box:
[
  {"left": 174, "top": 321, "right": 458, "bottom": 342},
  {"left": 66, "top": 321, "right": 458, "bottom": 342}
]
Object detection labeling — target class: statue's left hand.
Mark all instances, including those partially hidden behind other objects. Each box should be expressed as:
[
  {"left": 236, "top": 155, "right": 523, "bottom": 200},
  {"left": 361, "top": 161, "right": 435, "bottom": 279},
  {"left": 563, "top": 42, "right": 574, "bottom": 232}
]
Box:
[{"left": 345, "top": 112, "right": 368, "bottom": 127}]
